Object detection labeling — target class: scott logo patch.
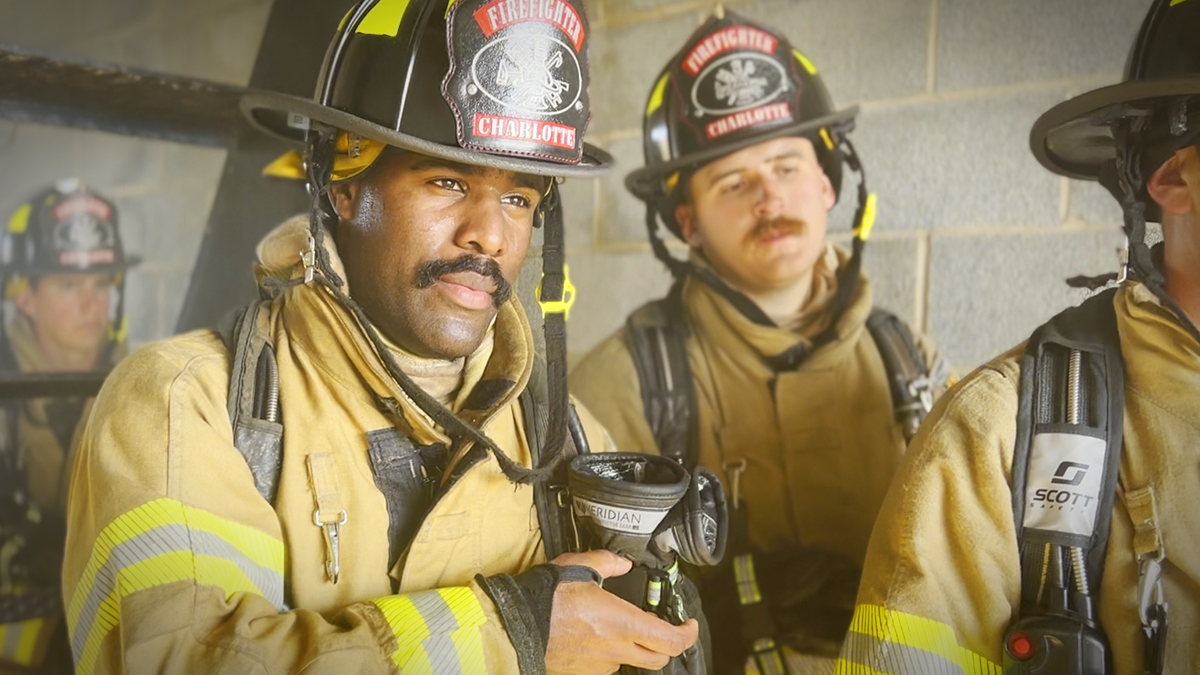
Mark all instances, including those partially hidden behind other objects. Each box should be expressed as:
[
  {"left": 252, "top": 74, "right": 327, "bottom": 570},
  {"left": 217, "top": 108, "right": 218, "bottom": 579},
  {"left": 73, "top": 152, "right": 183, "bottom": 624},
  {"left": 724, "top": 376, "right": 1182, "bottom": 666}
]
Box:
[
  {"left": 1024, "top": 433, "right": 1106, "bottom": 538},
  {"left": 445, "top": 0, "right": 590, "bottom": 163}
]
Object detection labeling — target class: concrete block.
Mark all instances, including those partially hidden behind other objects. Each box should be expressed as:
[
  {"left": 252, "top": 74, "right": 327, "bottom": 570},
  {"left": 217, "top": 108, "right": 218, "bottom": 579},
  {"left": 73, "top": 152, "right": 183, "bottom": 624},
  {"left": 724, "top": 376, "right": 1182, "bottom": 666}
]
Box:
[
  {"left": 77, "top": 0, "right": 158, "bottom": 42},
  {"left": 122, "top": 270, "right": 161, "bottom": 346},
  {"left": 830, "top": 233, "right": 921, "bottom": 327},
  {"left": 937, "top": 0, "right": 1150, "bottom": 91},
  {"left": 73, "top": 130, "right": 164, "bottom": 190},
  {"left": 589, "top": 13, "right": 702, "bottom": 134},
  {"left": 567, "top": 249, "right": 673, "bottom": 358},
  {"left": 1069, "top": 179, "right": 1122, "bottom": 226},
  {"left": 114, "top": 185, "right": 216, "bottom": 267},
  {"left": 0, "top": 0, "right": 88, "bottom": 52},
  {"left": 596, "top": 135, "right": 656, "bottom": 245},
  {"left": 603, "top": 0, "right": 700, "bottom": 19},
  {"left": 122, "top": 0, "right": 270, "bottom": 84},
  {"left": 927, "top": 228, "right": 1125, "bottom": 372},
  {"left": 854, "top": 89, "right": 1066, "bottom": 230},
  {"left": 559, "top": 175, "right": 597, "bottom": 251},
  {"left": 158, "top": 142, "right": 229, "bottom": 189},
  {"left": 0, "top": 124, "right": 89, "bottom": 213},
  {"left": 737, "top": 0, "right": 929, "bottom": 105},
  {"left": 158, "top": 263, "right": 193, "bottom": 336}
]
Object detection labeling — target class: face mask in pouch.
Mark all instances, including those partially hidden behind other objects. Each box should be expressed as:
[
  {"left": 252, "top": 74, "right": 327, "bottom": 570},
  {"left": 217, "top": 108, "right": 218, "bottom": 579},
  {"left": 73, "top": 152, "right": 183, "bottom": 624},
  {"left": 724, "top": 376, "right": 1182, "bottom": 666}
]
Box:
[{"left": 569, "top": 453, "right": 728, "bottom": 675}]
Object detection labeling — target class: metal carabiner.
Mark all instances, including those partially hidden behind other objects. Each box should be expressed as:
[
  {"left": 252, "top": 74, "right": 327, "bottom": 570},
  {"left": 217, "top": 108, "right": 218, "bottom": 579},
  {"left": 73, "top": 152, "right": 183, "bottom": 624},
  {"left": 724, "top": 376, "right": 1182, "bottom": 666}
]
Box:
[
  {"left": 313, "top": 508, "right": 348, "bottom": 584},
  {"left": 1138, "top": 551, "right": 1169, "bottom": 675}
]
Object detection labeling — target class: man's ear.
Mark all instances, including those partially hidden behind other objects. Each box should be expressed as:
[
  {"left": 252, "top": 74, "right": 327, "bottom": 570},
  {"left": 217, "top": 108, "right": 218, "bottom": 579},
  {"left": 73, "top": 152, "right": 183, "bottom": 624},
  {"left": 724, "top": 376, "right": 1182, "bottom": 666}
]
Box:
[
  {"left": 14, "top": 284, "right": 36, "bottom": 321},
  {"left": 328, "top": 179, "right": 361, "bottom": 221},
  {"left": 1146, "top": 149, "right": 1194, "bottom": 217},
  {"left": 821, "top": 172, "right": 836, "bottom": 212},
  {"left": 675, "top": 204, "right": 703, "bottom": 248}
]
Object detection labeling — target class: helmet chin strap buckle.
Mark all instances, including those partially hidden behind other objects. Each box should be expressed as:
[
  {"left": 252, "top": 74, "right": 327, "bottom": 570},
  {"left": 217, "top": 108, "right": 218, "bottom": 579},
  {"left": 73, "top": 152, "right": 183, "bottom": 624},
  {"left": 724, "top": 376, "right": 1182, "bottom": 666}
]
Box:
[
  {"left": 1169, "top": 99, "right": 1189, "bottom": 137},
  {"left": 1116, "top": 236, "right": 1131, "bottom": 285}
]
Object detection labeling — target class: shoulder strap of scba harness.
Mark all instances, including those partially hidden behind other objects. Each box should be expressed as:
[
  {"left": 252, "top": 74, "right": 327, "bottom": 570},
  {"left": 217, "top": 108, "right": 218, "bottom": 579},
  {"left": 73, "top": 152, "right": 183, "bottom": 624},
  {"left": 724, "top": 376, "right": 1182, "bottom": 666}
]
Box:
[
  {"left": 624, "top": 289, "right": 934, "bottom": 469},
  {"left": 218, "top": 300, "right": 585, "bottom": 560},
  {"left": 1003, "top": 287, "right": 1167, "bottom": 675}
]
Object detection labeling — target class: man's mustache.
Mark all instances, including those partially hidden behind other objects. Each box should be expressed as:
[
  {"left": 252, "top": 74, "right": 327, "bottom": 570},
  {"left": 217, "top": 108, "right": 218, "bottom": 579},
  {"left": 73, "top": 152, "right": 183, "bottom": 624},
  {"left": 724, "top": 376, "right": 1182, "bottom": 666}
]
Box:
[
  {"left": 415, "top": 255, "right": 513, "bottom": 308},
  {"left": 747, "top": 216, "right": 805, "bottom": 242}
]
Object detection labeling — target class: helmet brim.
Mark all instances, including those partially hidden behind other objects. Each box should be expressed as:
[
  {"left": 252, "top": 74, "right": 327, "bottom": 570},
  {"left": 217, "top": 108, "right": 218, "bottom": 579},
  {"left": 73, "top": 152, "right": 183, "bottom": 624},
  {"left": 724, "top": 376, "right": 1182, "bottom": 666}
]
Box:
[
  {"left": 624, "top": 105, "right": 859, "bottom": 201},
  {"left": 1030, "top": 77, "right": 1200, "bottom": 181},
  {"left": 7, "top": 254, "right": 143, "bottom": 278},
  {"left": 241, "top": 91, "right": 613, "bottom": 179}
]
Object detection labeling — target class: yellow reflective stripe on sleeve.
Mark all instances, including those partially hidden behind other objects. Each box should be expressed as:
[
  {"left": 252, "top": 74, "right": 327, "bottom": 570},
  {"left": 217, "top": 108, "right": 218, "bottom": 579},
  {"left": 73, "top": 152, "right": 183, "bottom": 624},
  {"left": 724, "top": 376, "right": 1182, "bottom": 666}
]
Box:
[
  {"left": 0, "top": 618, "right": 45, "bottom": 666},
  {"left": 835, "top": 605, "right": 1001, "bottom": 675},
  {"left": 66, "top": 499, "right": 285, "bottom": 675},
  {"left": 373, "top": 587, "right": 488, "bottom": 674},
  {"left": 357, "top": 0, "right": 412, "bottom": 36}
]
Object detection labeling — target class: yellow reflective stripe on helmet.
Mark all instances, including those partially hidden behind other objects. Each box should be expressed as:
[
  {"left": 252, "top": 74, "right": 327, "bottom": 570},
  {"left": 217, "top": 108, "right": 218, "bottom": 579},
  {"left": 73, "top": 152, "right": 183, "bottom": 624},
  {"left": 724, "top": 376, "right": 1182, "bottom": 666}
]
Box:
[
  {"left": 107, "top": 315, "right": 128, "bottom": 345},
  {"left": 646, "top": 73, "right": 671, "bottom": 116},
  {"left": 0, "top": 618, "right": 45, "bottom": 666},
  {"left": 1170, "top": 0, "right": 1194, "bottom": 6},
  {"left": 357, "top": 0, "right": 412, "bottom": 37},
  {"left": 834, "top": 604, "right": 1001, "bottom": 675},
  {"left": 373, "top": 587, "right": 488, "bottom": 674},
  {"left": 819, "top": 128, "right": 835, "bottom": 151},
  {"left": 67, "top": 499, "right": 285, "bottom": 675},
  {"left": 7, "top": 203, "right": 30, "bottom": 234},
  {"left": 792, "top": 49, "right": 818, "bottom": 76}
]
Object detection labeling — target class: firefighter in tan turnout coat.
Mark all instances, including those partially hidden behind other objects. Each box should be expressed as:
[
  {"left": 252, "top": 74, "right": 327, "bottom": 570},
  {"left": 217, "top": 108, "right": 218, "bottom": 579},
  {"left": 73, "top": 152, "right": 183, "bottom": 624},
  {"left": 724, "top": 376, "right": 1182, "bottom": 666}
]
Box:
[
  {"left": 838, "top": 1, "right": 1200, "bottom": 673},
  {"left": 570, "top": 9, "right": 946, "bottom": 674},
  {"left": 0, "top": 180, "right": 138, "bottom": 674},
  {"left": 60, "top": 1, "right": 701, "bottom": 674}
]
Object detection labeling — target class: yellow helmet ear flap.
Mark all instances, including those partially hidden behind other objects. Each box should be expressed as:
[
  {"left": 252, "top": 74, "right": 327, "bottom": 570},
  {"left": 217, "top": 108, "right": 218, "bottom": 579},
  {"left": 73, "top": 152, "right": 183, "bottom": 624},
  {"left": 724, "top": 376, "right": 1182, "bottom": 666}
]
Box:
[
  {"left": 262, "top": 134, "right": 388, "bottom": 182},
  {"left": 5, "top": 275, "right": 29, "bottom": 300}
]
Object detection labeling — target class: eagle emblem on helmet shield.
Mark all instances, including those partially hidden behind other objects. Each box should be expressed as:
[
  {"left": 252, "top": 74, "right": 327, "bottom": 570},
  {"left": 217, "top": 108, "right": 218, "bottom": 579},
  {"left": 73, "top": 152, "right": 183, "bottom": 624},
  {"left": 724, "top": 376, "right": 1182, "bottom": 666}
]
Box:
[
  {"left": 715, "top": 59, "right": 769, "bottom": 107},
  {"left": 495, "top": 41, "right": 572, "bottom": 113}
]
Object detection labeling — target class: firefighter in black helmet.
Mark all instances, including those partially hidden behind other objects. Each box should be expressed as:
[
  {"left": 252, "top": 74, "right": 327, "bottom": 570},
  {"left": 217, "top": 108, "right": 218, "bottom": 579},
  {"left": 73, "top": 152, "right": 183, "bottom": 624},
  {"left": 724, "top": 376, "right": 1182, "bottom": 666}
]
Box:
[
  {"left": 571, "top": 6, "right": 948, "bottom": 674},
  {"left": 61, "top": 2, "right": 706, "bottom": 675},
  {"left": 0, "top": 179, "right": 138, "bottom": 674},
  {"left": 842, "top": 1, "right": 1200, "bottom": 673}
]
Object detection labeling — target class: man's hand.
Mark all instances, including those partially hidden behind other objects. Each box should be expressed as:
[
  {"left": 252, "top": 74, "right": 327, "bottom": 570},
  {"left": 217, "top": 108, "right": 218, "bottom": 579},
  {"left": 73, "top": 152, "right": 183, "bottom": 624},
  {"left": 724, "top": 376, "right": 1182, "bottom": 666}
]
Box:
[{"left": 544, "top": 550, "right": 699, "bottom": 675}]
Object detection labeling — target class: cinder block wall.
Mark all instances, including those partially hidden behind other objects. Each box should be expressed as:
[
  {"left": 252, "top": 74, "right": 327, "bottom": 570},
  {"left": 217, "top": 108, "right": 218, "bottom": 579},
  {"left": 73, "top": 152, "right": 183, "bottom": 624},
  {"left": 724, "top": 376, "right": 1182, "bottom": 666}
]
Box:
[{"left": 0, "top": 0, "right": 1152, "bottom": 373}]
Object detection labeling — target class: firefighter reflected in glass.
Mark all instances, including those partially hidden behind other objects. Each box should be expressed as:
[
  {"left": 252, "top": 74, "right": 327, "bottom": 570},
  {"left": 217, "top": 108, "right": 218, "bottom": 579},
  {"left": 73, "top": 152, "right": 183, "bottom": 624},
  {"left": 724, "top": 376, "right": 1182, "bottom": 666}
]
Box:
[{"left": 0, "top": 179, "right": 138, "bottom": 673}]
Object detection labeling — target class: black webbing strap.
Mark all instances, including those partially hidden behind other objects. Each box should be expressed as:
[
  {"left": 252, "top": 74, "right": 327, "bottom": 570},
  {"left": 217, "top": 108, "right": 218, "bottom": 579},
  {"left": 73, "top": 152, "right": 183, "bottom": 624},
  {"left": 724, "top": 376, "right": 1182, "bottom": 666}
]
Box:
[
  {"left": 1011, "top": 288, "right": 1124, "bottom": 616},
  {"left": 529, "top": 183, "right": 584, "bottom": 560},
  {"left": 865, "top": 308, "right": 933, "bottom": 443},
  {"left": 624, "top": 283, "right": 697, "bottom": 467}
]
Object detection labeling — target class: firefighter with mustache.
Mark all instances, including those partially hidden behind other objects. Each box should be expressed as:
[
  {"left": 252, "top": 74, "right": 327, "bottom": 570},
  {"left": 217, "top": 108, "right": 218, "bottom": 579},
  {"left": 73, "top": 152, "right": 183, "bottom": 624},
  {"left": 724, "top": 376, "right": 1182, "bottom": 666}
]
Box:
[
  {"left": 571, "top": 8, "right": 948, "bottom": 674},
  {"left": 59, "top": 1, "right": 704, "bottom": 673}
]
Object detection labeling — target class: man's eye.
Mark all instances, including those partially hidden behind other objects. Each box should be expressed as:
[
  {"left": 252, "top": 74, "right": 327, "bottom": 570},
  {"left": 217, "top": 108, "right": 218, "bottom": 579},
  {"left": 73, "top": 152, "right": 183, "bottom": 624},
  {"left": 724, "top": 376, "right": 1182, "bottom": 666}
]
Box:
[
  {"left": 720, "top": 180, "right": 744, "bottom": 195},
  {"left": 503, "top": 194, "right": 533, "bottom": 208},
  {"left": 431, "top": 178, "right": 464, "bottom": 192}
]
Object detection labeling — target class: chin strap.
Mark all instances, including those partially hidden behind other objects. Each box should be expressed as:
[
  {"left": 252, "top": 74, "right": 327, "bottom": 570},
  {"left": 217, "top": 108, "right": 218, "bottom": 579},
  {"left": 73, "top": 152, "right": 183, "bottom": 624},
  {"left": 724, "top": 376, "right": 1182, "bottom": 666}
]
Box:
[
  {"left": 296, "top": 125, "right": 558, "bottom": 485},
  {"left": 643, "top": 136, "right": 877, "bottom": 372},
  {"left": 1068, "top": 122, "right": 1200, "bottom": 348}
]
